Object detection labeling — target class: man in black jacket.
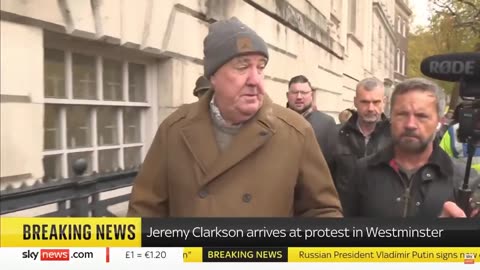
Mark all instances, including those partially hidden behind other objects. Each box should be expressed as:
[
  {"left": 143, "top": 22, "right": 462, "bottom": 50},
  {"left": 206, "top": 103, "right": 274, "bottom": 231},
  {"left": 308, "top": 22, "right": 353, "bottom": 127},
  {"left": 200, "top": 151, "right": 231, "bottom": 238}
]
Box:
[
  {"left": 344, "top": 77, "right": 477, "bottom": 218},
  {"left": 286, "top": 75, "right": 336, "bottom": 154},
  {"left": 324, "top": 78, "right": 391, "bottom": 206}
]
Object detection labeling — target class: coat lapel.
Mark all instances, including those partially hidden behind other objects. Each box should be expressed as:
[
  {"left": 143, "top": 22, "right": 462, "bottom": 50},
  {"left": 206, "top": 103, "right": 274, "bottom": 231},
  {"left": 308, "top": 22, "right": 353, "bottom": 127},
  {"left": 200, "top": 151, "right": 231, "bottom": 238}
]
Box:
[
  {"left": 180, "top": 92, "right": 220, "bottom": 175},
  {"left": 180, "top": 93, "right": 276, "bottom": 187},
  {"left": 201, "top": 120, "right": 273, "bottom": 185}
]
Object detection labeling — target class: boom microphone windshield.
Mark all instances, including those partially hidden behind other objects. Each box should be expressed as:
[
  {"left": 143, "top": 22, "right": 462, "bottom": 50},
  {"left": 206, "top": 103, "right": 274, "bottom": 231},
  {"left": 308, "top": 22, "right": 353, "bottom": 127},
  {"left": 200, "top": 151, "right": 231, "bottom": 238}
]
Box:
[{"left": 420, "top": 52, "right": 480, "bottom": 82}]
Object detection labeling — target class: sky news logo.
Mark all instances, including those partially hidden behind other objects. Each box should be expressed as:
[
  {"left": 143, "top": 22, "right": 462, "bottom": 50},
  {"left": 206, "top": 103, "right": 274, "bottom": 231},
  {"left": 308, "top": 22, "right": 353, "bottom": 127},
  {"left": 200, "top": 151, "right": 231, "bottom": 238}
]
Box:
[
  {"left": 22, "top": 249, "right": 93, "bottom": 261},
  {"left": 464, "top": 253, "right": 476, "bottom": 264}
]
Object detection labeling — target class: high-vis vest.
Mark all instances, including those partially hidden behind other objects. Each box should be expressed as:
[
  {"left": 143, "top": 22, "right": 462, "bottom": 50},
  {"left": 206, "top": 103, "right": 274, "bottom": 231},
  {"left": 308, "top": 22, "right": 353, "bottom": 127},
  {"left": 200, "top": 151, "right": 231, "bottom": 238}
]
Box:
[{"left": 440, "top": 123, "right": 480, "bottom": 172}]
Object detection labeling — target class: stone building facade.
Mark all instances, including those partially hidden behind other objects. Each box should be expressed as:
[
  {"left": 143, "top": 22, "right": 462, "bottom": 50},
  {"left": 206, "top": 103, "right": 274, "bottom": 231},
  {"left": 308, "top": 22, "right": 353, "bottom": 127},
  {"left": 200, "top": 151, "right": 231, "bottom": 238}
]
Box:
[{"left": 0, "top": 0, "right": 410, "bottom": 214}]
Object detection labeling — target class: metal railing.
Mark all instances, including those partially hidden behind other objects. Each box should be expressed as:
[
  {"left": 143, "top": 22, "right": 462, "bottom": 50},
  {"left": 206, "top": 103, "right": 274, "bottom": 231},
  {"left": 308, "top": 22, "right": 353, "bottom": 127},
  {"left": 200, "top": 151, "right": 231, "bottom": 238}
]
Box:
[{"left": 0, "top": 159, "right": 138, "bottom": 217}]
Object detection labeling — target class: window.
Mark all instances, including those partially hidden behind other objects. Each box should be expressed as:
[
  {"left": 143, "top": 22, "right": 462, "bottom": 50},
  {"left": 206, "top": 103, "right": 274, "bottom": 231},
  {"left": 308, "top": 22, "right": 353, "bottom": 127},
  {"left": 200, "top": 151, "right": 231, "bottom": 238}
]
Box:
[
  {"left": 72, "top": 53, "right": 97, "bottom": 100},
  {"left": 378, "top": 26, "right": 382, "bottom": 52},
  {"left": 401, "top": 51, "right": 406, "bottom": 75},
  {"left": 384, "top": 39, "right": 389, "bottom": 70},
  {"left": 45, "top": 49, "right": 66, "bottom": 98},
  {"left": 391, "top": 45, "right": 395, "bottom": 76},
  {"left": 402, "top": 19, "right": 407, "bottom": 37},
  {"left": 103, "top": 59, "right": 123, "bottom": 101},
  {"left": 43, "top": 47, "right": 149, "bottom": 181},
  {"left": 385, "top": 36, "right": 388, "bottom": 53},
  {"left": 397, "top": 16, "right": 401, "bottom": 33},
  {"left": 395, "top": 49, "right": 400, "bottom": 72}
]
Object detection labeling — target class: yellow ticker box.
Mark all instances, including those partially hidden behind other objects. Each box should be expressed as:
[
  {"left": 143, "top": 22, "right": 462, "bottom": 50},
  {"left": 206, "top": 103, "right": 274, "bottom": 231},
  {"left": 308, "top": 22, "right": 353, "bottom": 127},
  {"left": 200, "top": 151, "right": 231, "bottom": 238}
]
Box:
[
  {"left": 289, "top": 247, "right": 480, "bottom": 263},
  {"left": 0, "top": 217, "right": 141, "bottom": 247},
  {"left": 183, "top": 247, "right": 203, "bottom": 262}
]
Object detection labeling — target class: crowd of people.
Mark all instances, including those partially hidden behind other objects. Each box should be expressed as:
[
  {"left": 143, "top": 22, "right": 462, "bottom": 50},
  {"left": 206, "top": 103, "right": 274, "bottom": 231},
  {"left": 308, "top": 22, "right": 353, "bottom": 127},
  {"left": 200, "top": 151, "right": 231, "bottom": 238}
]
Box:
[{"left": 127, "top": 17, "right": 479, "bottom": 218}]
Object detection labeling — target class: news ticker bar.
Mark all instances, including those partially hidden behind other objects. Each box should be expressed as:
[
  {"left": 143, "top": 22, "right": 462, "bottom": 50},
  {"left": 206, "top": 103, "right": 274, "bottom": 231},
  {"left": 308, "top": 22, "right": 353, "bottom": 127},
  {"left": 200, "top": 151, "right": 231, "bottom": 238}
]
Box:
[
  {"left": 0, "top": 247, "right": 478, "bottom": 264},
  {"left": 189, "top": 247, "right": 480, "bottom": 263},
  {"left": 1, "top": 218, "right": 479, "bottom": 247}
]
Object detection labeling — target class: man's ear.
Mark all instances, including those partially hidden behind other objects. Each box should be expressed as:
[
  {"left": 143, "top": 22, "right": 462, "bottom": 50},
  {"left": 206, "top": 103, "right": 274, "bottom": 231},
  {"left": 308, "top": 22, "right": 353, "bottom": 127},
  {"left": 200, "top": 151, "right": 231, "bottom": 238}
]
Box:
[
  {"left": 209, "top": 74, "right": 216, "bottom": 89},
  {"left": 353, "top": 96, "right": 358, "bottom": 108}
]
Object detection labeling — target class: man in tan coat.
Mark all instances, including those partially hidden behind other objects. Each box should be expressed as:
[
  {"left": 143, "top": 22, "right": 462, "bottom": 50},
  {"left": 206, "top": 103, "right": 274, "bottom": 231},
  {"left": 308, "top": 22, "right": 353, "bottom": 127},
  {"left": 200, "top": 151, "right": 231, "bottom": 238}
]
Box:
[{"left": 127, "top": 17, "right": 342, "bottom": 217}]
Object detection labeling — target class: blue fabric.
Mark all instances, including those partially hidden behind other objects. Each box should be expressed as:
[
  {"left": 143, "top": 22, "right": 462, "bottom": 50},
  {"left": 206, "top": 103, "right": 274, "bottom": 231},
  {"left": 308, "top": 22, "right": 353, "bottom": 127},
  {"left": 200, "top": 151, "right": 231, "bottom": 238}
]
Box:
[{"left": 461, "top": 144, "right": 480, "bottom": 157}]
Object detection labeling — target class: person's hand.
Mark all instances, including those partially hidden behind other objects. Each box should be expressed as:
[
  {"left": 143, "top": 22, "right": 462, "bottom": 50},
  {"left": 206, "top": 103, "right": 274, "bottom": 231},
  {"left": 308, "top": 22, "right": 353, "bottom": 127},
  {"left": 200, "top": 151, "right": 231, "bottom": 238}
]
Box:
[
  {"left": 439, "top": 201, "right": 479, "bottom": 218},
  {"left": 439, "top": 201, "right": 466, "bottom": 218}
]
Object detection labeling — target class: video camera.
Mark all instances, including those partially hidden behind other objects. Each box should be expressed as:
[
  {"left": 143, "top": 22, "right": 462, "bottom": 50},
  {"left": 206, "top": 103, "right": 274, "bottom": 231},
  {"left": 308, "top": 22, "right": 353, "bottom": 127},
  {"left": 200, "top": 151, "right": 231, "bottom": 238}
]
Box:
[{"left": 421, "top": 52, "right": 480, "bottom": 217}]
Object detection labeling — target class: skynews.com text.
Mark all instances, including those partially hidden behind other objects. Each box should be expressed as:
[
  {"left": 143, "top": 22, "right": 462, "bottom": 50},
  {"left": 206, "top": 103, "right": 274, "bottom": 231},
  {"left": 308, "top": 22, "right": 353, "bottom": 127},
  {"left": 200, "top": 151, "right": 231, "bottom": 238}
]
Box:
[{"left": 22, "top": 249, "right": 94, "bottom": 261}]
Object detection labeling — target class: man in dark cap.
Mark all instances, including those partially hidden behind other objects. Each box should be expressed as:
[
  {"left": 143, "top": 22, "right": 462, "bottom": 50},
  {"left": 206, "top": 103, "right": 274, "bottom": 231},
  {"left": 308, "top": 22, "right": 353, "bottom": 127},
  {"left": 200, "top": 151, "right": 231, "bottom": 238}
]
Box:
[
  {"left": 128, "top": 17, "right": 342, "bottom": 217},
  {"left": 193, "top": 75, "right": 211, "bottom": 99}
]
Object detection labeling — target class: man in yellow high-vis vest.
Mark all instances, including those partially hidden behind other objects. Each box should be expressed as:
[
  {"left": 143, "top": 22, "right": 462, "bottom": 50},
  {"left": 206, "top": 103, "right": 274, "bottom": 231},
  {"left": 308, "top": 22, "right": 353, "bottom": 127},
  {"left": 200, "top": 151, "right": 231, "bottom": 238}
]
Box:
[{"left": 440, "top": 123, "right": 480, "bottom": 172}]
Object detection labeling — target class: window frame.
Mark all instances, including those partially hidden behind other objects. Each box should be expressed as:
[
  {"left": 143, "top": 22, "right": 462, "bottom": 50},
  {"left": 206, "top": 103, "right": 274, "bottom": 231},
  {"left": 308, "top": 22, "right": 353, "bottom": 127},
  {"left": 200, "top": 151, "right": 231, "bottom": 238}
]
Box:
[{"left": 42, "top": 34, "right": 157, "bottom": 179}]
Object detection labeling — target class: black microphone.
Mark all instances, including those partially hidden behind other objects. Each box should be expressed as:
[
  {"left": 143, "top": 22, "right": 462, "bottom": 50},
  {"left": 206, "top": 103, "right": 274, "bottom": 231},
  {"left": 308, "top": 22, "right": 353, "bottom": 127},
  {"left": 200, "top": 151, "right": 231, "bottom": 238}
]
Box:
[{"left": 420, "top": 52, "right": 480, "bottom": 82}]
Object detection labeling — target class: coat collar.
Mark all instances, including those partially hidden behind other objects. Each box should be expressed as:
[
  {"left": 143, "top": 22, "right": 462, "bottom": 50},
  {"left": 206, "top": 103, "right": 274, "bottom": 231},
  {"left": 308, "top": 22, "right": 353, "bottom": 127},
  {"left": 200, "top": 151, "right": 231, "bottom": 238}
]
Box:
[
  {"left": 184, "top": 90, "right": 276, "bottom": 130},
  {"left": 342, "top": 111, "right": 390, "bottom": 136},
  {"left": 367, "top": 142, "right": 454, "bottom": 180},
  {"left": 180, "top": 90, "right": 277, "bottom": 187}
]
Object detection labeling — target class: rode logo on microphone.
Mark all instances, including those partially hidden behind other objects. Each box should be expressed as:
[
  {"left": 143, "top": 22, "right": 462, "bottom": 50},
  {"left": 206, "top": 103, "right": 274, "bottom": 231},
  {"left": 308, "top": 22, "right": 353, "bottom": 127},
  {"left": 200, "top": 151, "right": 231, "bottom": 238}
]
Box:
[
  {"left": 420, "top": 52, "right": 479, "bottom": 82},
  {"left": 429, "top": 60, "right": 475, "bottom": 75},
  {"left": 40, "top": 249, "right": 69, "bottom": 261}
]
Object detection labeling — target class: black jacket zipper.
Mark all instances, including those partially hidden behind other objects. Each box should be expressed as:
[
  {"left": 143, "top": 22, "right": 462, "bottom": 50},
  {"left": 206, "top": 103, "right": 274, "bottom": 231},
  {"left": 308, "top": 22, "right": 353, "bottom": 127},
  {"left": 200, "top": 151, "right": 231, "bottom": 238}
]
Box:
[{"left": 392, "top": 169, "right": 415, "bottom": 217}]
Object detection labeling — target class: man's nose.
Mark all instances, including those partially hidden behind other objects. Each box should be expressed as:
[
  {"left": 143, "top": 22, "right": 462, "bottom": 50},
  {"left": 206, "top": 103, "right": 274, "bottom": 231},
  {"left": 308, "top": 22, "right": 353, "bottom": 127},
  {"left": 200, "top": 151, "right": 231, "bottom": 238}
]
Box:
[
  {"left": 367, "top": 102, "right": 375, "bottom": 111},
  {"left": 246, "top": 67, "right": 262, "bottom": 86},
  {"left": 405, "top": 115, "right": 418, "bottom": 129}
]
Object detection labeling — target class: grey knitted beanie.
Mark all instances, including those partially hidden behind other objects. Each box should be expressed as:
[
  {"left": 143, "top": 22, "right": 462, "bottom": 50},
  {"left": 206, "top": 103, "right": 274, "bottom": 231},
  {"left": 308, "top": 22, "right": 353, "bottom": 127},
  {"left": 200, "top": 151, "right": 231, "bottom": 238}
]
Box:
[{"left": 203, "top": 17, "right": 269, "bottom": 78}]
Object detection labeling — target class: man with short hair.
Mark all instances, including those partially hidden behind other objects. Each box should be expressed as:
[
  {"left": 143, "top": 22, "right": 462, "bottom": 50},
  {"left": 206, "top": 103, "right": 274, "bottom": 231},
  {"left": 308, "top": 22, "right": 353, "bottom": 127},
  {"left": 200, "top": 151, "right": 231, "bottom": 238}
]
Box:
[
  {"left": 127, "top": 17, "right": 342, "bottom": 217},
  {"left": 344, "top": 78, "right": 477, "bottom": 218},
  {"left": 286, "top": 75, "right": 336, "bottom": 153},
  {"left": 324, "top": 78, "right": 391, "bottom": 206}
]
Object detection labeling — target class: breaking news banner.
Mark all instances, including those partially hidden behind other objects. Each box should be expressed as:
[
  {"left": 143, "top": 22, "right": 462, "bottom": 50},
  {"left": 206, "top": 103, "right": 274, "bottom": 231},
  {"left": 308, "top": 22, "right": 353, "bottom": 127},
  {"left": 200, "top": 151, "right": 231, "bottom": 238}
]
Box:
[
  {"left": 0, "top": 218, "right": 478, "bottom": 270},
  {"left": 140, "top": 218, "right": 480, "bottom": 247}
]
